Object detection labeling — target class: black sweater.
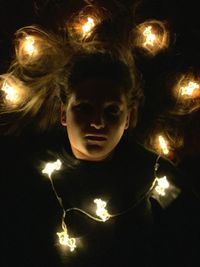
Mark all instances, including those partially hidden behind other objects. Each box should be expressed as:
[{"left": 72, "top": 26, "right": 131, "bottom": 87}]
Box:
[{"left": 1, "top": 134, "right": 200, "bottom": 267}]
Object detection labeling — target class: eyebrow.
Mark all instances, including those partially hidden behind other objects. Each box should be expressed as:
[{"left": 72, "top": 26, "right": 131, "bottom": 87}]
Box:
[
  {"left": 104, "top": 100, "right": 123, "bottom": 105},
  {"left": 73, "top": 98, "right": 123, "bottom": 104}
]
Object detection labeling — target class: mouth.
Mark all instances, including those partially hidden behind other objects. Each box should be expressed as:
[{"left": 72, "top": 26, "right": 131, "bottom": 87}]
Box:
[{"left": 85, "top": 135, "right": 107, "bottom": 142}]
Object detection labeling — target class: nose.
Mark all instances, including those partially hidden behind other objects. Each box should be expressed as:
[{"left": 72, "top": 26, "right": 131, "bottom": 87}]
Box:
[{"left": 90, "top": 109, "right": 105, "bottom": 129}]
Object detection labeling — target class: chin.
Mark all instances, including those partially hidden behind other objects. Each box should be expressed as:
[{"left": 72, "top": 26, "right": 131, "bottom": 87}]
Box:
[{"left": 84, "top": 146, "right": 112, "bottom": 161}]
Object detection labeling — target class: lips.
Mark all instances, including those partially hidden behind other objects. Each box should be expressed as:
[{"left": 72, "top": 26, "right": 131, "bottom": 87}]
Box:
[{"left": 85, "top": 135, "right": 107, "bottom": 141}]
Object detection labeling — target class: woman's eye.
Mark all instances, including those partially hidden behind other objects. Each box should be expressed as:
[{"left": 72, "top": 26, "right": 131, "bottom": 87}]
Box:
[
  {"left": 74, "top": 103, "right": 92, "bottom": 113},
  {"left": 105, "top": 105, "right": 120, "bottom": 116}
]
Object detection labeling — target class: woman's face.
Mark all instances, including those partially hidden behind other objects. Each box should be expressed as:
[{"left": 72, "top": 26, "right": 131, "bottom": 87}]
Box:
[{"left": 61, "top": 78, "right": 131, "bottom": 161}]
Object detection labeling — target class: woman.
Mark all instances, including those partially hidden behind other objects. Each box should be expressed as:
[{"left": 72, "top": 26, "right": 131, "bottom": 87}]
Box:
[{"left": 1, "top": 26, "right": 199, "bottom": 267}]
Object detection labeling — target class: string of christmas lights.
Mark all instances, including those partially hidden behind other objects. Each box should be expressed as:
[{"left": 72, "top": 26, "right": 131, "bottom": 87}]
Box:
[{"left": 41, "top": 154, "right": 180, "bottom": 252}]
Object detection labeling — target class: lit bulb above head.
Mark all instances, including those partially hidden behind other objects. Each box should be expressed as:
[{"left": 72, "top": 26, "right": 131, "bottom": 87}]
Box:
[
  {"left": 143, "top": 26, "right": 156, "bottom": 47},
  {"left": 0, "top": 75, "right": 29, "bottom": 107},
  {"left": 179, "top": 80, "right": 200, "bottom": 98},
  {"left": 173, "top": 74, "right": 199, "bottom": 98},
  {"left": 81, "top": 16, "right": 96, "bottom": 36},
  {"left": 16, "top": 34, "right": 40, "bottom": 64},
  {"left": 69, "top": 14, "right": 98, "bottom": 40},
  {"left": 23, "top": 36, "right": 36, "bottom": 56},
  {"left": 172, "top": 74, "right": 200, "bottom": 113},
  {"left": 158, "top": 135, "right": 169, "bottom": 156},
  {"left": 1, "top": 81, "right": 20, "bottom": 104},
  {"left": 134, "top": 20, "right": 170, "bottom": 56},
  {"left": 14, "top": 25, "right": 69, "bottom": 74},
  {"left": 66, "top": 5, "right": 102, "bottom": 41},
  {"left": 152, "top": 134, "right": 174, "bottom": 159}
]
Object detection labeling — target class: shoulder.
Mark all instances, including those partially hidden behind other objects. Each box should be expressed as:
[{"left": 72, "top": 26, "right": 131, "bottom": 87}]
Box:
[
  {"left": 149, "top": 151, "right": 200, "bottom": 230},
  {"left": 151, "top": 158, "right": 200, "bottom": 265},
  {"left": 117, "top": 135, "right": 158, "bottom": 161},
  {"left": 117, "top": 136, "right": 199, "bottom": 212}
]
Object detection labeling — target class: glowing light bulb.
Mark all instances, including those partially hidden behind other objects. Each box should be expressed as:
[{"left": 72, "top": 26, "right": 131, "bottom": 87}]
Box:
[
  {"left": 155, "top": 176, "right": 169, "bottom": 196},
  {"left": 57, "top": 230, "right": 76, "bottom": 251},
  {"left": 82, "top": 17, "right": 95, "bottom": 35},
  {"left": 135, "top": 20, "right": 169, "bottom": 56},
  {"left": 17, "top": 35, "right": 41, "bottom": 63},
  {"left": 158, "top": 135, "right": 169, "bottom": 155},
  {"left": 180, "top": 81, "right": 199, "bottom": 96},
  {"left": 143, "top": 26, "right": 156, "bottom": 46},
  {"left": 23, "top": 36, "right": 36, "bottom": 56},
  {"left": 42, "top": 159, "right": 62, "bottom": 177},
  {"left": 94, "top": 198, "right": 111, "bottom": 222},
  {"left": 67, "top": 8, "right": 100, "bottom": 41},
  {"left": 1, "top": 81, "right": 20, "bottom": 104}
]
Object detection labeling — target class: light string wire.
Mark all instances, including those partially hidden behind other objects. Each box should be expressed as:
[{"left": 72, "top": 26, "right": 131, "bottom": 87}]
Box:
[
  {"left": 65, "top": 207, "right": 114, "bottom": 222},
  {"left": 48, "top": 156, "right": 160, "bottom": 225},
  {"left": 48, "top": 175, "right": 68, "bottom": 233},
  {"left": 48, "top": 174, "right": 113, "bottom": 223},
  {"left": 153, "top": 155, "right": 161, "bottom": 180}
]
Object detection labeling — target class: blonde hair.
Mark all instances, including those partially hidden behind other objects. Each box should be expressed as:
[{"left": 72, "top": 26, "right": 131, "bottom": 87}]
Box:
[{"left": 0, "top": 23, "right": 143, "bottom": 135}]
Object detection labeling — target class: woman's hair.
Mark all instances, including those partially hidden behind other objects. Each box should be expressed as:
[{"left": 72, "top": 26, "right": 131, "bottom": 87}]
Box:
[
  {"left": 60, "top": 51, "right": 143, "bottom": 108},
  {"left": 0, "top": 25, "right": 144, "bottom": 135}
]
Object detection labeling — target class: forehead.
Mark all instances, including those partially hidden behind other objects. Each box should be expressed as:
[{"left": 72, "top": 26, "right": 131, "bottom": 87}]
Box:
[{"left": 71, "top": 78, "right": 125, "bottom": 102}]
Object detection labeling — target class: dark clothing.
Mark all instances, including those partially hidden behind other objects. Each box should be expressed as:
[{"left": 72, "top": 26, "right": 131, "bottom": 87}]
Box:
[{"left": 1, "top": 134, "right": 200, "bottom": 267}]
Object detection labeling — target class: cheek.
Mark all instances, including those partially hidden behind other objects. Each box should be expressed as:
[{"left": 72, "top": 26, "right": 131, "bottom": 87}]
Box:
[
  {"left": 108, "top": 113, "right": 128, "bottom": 129},
  {"left": 66, "top": 118, "right": 81, "bottom": 150},
  {"left": 66, "top": 112, "right": 80, "bottom": 134},
  {"left": 66, "top": 111, "right": 87, "bottom": 145},
  {"left": 69, "top": 110, "right": 90, "bottom": 126}
]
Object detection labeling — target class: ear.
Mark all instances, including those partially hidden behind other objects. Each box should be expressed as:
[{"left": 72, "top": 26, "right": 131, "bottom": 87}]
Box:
[
  {"left": 126, "top": 106, "right": 138, "bottom": 129},
  {"left": 125, "top": 112, "right": 131, "bottom": 129},
  {"left": 61, "top": 103, "right": 67, "bottom": 126}
]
